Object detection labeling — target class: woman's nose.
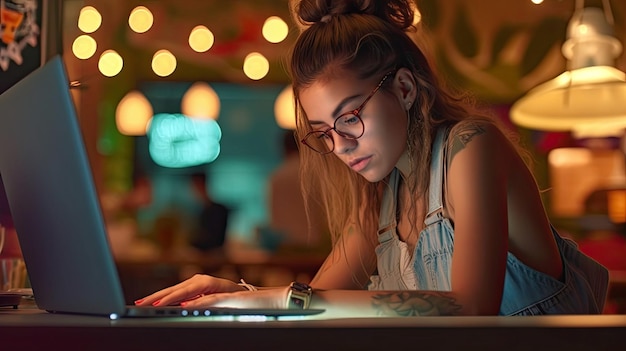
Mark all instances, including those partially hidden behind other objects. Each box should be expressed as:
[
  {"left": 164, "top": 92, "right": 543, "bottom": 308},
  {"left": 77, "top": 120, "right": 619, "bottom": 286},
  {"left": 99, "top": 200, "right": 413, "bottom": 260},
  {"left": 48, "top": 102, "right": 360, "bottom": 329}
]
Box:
[{"left": 332, "top": 131, "right": 357, "bottom": 154}]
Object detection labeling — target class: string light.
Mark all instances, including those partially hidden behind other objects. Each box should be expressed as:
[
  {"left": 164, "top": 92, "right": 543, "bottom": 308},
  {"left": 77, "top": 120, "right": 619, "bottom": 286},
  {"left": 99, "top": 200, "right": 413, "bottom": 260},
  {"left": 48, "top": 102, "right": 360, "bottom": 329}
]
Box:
[
  {"left": 128, "top": 6, "right": 154, "bottom": 33},
  {"left": 98, "top": 50, "right": 124, "bottom": 77},
  {"left": 189, "top": 25, "right": 215, "bottom": 52},
  {"left": 72, "top": 34, "right": 97, "bottom": 60},
  {"left": 71, "top": 6, "right": 300, "bottom": 81},
  {"left": 262, "top": 16, "right": 288, "bottom": 43},
  {"left": 151, "top": 49, "right": 177, "bottom": 77},
  {"left": 243, "top": 52, "right": 269, "bottom": 80},
  {"left": 77, "top": 6, "right": 102, "bottom": 33}
]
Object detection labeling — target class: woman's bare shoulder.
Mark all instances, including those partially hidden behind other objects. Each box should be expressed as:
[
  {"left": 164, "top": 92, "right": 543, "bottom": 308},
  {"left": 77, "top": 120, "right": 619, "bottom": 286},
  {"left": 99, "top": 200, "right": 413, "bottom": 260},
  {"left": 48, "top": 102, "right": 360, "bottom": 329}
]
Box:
[{"left": 445, "top": 119, "right": 510, "bottom": 166}]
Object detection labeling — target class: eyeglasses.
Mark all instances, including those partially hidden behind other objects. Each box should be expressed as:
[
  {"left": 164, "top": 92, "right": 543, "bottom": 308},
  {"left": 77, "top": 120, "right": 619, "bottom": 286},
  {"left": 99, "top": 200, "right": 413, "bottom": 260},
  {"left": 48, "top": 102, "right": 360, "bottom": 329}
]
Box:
[{"left": 301, "top": 71, "right": 395, "bottom": 154}]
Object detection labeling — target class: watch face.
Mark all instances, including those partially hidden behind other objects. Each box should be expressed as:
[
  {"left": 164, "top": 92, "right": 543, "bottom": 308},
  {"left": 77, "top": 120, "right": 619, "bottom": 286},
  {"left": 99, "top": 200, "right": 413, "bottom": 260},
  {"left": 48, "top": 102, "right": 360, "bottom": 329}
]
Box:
[
  {"left": 290, "top": 296, "right": 306, "bottom": 309},
  {"left": 288, "top": 282, "right": 312, "bottom": 309}
]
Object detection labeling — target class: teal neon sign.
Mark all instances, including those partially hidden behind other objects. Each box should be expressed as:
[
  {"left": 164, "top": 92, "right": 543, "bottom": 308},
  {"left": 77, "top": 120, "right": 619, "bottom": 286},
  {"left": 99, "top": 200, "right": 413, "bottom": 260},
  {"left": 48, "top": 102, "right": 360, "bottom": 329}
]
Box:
[{"left": 147, "top": 113, "right": 221, "bottom": 168}]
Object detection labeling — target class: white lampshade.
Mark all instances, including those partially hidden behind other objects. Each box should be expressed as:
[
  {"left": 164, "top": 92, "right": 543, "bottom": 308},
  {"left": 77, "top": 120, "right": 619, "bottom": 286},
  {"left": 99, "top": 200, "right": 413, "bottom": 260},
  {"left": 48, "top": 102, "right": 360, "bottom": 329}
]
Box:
[
  {"left": 510, "top": 5, "right": 626, "bottom": 136},
  {"left": 511, "top": 66, "right": 626, "bottom": 134},
  {"left": 274, "top": 85, "right": 296, "bottom": 129},
  {"left": 181, "top": 81, "right": 220, "bottom": 120},
  {"left": 115, "top": 90, "right": 153, "bottom": 136}
]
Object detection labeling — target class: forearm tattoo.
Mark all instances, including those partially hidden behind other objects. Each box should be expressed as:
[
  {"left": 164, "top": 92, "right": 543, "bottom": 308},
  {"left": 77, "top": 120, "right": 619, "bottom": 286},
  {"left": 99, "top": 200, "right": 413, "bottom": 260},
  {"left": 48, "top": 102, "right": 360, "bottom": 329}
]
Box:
[{"left": 371, "top": 291, "right": 462, "bottom": 316}]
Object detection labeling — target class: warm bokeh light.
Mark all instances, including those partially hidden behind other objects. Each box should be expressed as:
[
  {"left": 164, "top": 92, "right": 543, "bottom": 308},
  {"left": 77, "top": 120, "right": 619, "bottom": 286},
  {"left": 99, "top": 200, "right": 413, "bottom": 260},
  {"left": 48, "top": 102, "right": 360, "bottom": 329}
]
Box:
[
  {"left": 152, "top": 49, "right": 177, "bottom": 77},
  {"left": 274, "top": 85, "right": 296, "bottom": 129},
  {"left": 608, "top": 190, "right": 626, "bottom": 223},
  {"left": 262, "top": 16, "right": 288, "bottom": 43},
  {"left": 531, "top": 0, "right": 544, "bottom": 5},
  {"left": 181, "top": 82, "right": 221, "bottom": 119},
  {"left": 547, "top": 147, "right": 623, "bottom": 217},
  {"left": 128, "top": 6, "right": 154, "bottom": 33},
  {"left": 98, "top": 50, "right": 124, "bottom": 77},
  {"left": 115, "top": 90, "right": 153, "bottom": 136},
  {"left": 243, "top": 52, "right": 269, "bottom": 80},
  {"left": 72, "top": 35, "right": 97, "bottom": 60},
  {"left": 78, "top": 6, "right": 102, "bottom": 33},
  {"left": 548, "top": 147, "right": 592, "bottom": 167},
  {"left": 188, "top": 25, "right": 214, "bottom": 52}
]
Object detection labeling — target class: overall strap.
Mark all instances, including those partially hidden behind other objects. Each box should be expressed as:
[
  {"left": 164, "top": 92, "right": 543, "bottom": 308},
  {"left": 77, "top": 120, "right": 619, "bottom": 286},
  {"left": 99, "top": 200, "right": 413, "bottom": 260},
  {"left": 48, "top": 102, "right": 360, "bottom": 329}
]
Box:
[{"left": 424, "top": 128, "right": 448, "bottom": 226}]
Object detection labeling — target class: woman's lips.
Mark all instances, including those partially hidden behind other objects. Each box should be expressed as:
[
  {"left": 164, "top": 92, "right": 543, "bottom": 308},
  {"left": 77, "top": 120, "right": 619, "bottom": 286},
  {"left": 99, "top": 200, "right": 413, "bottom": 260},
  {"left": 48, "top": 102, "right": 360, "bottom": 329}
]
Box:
[{"left": 349, "top": 156, "right": 371, "bottom": 172}]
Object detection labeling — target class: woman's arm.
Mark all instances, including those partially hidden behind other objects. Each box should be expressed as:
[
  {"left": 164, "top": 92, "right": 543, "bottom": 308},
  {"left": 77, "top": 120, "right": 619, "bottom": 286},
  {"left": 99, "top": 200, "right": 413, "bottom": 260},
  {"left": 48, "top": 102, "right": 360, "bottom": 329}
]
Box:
[
  {"left": 445, "top": 121, "right": 510, "bottom": 315},
  {"left": 185, "top": 287, "right": 463, "bottom": 318},
  {"left": 309, "top": 289, "right": 462, "bottom": 317},
  {"left": 135, "top": 218, "right": 379, "bottom": 308}
]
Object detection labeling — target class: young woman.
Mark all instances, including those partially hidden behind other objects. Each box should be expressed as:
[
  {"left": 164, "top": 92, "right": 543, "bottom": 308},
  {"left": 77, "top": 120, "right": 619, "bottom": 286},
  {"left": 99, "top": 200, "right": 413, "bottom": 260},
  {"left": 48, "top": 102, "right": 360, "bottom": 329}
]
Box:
[{"left": 135, "top": 0, "right": 608, "bottom": 316}]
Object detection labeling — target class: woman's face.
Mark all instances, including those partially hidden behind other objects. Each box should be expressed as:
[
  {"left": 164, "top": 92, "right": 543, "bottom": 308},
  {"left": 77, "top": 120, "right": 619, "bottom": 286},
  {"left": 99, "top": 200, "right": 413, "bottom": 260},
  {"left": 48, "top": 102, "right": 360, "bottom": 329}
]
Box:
[{"left": 299, "top": 71, "right": 409, "bottom": 182}]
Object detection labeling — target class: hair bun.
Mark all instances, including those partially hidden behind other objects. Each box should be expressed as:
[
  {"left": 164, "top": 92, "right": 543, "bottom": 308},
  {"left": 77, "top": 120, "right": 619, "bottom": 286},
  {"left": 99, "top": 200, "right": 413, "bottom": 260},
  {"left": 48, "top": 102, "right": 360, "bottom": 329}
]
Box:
[
  {"left": 290, "top": 0, "right": 415, "bottom": 32},
  {"left": 293, "top": 0, "right": 369, "bottom": 24}
]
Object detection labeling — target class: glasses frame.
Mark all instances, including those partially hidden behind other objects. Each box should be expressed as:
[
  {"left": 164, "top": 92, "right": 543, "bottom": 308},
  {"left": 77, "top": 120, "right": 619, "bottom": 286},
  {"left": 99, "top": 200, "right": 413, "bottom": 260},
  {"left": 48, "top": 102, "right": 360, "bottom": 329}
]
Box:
[{"left": 301, "top": 70, "right": 396, "bottom": 154}]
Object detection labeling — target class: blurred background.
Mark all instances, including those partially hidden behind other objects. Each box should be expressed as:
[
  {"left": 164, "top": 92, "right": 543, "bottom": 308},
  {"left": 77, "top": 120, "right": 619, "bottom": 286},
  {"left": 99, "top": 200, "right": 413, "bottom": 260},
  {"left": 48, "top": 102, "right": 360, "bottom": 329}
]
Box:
[{"left": 1, "top": 0, "right": 626, "bottom": 310}]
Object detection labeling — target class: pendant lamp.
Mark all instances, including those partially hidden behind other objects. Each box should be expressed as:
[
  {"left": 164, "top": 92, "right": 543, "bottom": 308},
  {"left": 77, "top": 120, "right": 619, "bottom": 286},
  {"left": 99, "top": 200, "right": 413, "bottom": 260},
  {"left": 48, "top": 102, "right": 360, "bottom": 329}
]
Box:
[{"left": 510, "top": 0, "right": 626, "bottom": 138}]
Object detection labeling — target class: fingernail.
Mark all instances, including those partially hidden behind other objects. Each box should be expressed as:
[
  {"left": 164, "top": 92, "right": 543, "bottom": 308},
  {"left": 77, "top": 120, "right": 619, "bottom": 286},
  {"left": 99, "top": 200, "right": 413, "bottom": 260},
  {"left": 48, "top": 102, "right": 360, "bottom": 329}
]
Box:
[
  {"left": 180, "top": 301, "right": 187, "bottom": 307},
  {"left": 152, "top": 299, "right": 161, "bottom": 306},
  {"left": 134, "top": 299, "right": 144, "bottom": 305}
]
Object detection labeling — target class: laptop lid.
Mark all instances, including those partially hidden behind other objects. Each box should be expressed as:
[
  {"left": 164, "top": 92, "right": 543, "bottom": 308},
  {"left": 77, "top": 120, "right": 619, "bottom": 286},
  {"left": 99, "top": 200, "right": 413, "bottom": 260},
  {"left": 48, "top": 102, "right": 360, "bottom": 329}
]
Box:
[
  {"left": 0, "top": 56, "right": 324, "bottom": 319},
  {"left": 0, "top": 56, "right": 129, "bottom": 316}
]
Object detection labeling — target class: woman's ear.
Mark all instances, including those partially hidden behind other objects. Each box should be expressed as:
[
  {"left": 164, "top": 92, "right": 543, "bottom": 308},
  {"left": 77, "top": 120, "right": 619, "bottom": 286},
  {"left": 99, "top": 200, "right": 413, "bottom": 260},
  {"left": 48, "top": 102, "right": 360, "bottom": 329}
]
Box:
[{"left": 393, "top": 67, "right": 417, "bottom": 110}]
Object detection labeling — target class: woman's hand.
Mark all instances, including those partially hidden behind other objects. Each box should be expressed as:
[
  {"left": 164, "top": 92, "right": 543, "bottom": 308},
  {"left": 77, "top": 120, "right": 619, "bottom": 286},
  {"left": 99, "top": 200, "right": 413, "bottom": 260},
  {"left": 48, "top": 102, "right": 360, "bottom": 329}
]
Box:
[
  {"left": 134, "top": 274, "right": 248, "bottom": 307},
  {"left": 180, "top": 287, "right": 289, "bottom": 309}
]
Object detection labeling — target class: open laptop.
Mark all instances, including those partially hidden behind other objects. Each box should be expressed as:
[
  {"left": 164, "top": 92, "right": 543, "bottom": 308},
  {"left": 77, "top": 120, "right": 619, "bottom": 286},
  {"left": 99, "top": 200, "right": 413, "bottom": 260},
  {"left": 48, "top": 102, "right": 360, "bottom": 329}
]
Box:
[{"left": 0, "top": 55, "right": 324, "bottom": 319}]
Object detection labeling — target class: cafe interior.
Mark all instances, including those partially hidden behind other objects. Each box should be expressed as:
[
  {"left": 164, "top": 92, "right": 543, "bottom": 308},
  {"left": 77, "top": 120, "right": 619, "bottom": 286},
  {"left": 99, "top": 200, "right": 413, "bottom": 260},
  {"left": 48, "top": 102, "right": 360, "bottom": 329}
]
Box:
[{"left": 1, "top": 0, "right": 626, "bottom": 348}]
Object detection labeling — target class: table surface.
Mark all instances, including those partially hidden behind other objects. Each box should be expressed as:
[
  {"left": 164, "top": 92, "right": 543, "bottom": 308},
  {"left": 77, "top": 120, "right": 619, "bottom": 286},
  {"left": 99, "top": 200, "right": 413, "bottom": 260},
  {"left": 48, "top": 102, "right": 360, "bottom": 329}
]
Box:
[{"left": 1, "top": 305, "right": 625, "bottom": 351}]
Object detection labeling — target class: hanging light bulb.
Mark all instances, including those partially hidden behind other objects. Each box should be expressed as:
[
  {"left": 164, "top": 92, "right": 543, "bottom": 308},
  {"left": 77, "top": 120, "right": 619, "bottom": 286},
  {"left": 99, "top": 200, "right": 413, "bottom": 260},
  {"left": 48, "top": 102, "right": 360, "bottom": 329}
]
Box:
[
  {"left": 115, "top": 90, "right": 153, "bottom": 135},
  {"left": 262, "top": 16, "right": 288, "bottom": 43},
  {"left": 243, "top": 52, "right": 269, "bottom": 80},
  {"left": 98, "top": 50, "right": 124, "bottom": 77},
  {"left": 72, "top": 34, "right": 97, "bottom": 60},
  {"left": 152, "top": 49, "right": 177, "bottom": 77},
  {"left": 188, "top": 25, "right": 214, "bottom": 53},
  {"left": 77, "top": 6, "right": 102, "bottom": 33},
  {"left": 510, "top": 0, "right": 626, "bottom": 137},
  {"left": 128, "top": 6, "right": 154, "bottom": 33},
  {"left": 181, "top": 81, "right": 221, "bottom": 120}
]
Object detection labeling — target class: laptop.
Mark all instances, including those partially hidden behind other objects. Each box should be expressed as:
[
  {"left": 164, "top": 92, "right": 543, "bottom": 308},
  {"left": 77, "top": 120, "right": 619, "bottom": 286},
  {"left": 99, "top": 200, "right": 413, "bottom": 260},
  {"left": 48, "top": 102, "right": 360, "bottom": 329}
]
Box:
[{"left": 0, "top": 55, "right": 324, "bottom": 319}]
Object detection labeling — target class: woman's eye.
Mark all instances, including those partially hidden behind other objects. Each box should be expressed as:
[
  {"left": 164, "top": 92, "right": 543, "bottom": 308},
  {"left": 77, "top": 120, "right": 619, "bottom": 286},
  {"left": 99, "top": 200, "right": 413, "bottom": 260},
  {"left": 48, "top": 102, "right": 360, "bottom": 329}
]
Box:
[
  {"left": 339, "top": 114, "right": 359, "bottom": 125},
  {"left": 316, "top": 132, "right": 331, "bottom": 140}
]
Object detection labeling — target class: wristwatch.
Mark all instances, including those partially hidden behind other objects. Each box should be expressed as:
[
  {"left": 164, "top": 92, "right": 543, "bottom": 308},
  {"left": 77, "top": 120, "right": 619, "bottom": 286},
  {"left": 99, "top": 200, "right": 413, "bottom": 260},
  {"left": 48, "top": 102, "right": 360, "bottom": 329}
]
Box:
[{"left": 286, "top": 281, "right": 312, "bottom": 309}]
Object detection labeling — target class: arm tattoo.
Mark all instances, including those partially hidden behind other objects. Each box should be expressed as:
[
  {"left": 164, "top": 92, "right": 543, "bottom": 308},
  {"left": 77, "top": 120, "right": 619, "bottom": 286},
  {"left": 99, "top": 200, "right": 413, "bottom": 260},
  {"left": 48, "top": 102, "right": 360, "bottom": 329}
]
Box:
[
  {"left": 448, "top": 123, "right": 486, "bottom": 166},
  {"left": 371, "top": 291, "right": 463, "bottom": 316}
]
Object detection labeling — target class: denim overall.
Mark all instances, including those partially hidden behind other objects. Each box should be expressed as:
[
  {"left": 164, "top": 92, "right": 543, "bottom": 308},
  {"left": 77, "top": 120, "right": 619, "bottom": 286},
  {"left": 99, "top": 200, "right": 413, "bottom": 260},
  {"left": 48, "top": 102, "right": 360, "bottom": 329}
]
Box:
[{"left": 368, "top": 129, "right": 609, "bottom": 315}]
